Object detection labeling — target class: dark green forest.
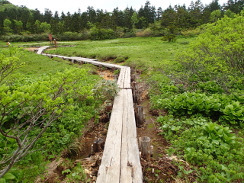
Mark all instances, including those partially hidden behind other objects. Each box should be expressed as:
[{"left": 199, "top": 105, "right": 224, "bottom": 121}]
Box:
[{"left": 0, "top": 0, "right": 243, "bottom": 41}]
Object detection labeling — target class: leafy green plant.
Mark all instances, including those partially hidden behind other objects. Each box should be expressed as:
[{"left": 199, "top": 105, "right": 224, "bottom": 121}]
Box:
[
  {"left": 177, "top": 13, "right": 244, "bottom": 91},
  {"left": 0, "top": 172, "right": 16, "bottom": 183},
  {"left": 221, "top": 101, "right": 244, "bottom": 126},
  {"left": 93, "top": 80, "right": 119, "bottom": 102},
  {"left": 158, "top": 115, "right": 208, "bottom": 139},
  {"left": 0, "top": 48, "right": 106, "bottom": 179},
  {"left": 66, "top": 163, "right": 90, "bottom": 182},
  {"left": 159, "top": 116, "right": 244, "bottom": 182},
  {"left": 197, "top": 81, "right": 224, "bottom": 94},
  {"left": 156, "top": 92, "right": 243, "bottom": 126}
]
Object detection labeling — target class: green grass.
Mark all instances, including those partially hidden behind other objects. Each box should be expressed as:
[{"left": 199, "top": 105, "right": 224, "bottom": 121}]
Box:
[
  {"left": 47, "top": 37, "right": 194, "bottom": 70},
  {"left": 4, "top": 49, "right": 78, "bottom": 84},
  {"left": 5, "top": 48, "right": 96, "bottom": 81},
  {"left": 16, "top": 50, "right": 76, "bottom": 76},
  {"left": 0, "top": 41, "right": 7, "bottom": 47},
  {"left": 2, "top": 35, "right": 242, "bottom": 182}
]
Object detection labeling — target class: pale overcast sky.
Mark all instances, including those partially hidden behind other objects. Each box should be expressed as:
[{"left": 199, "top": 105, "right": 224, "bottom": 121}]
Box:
[{"left": 8, "top": 0, "right": 228, "bottom": 14}]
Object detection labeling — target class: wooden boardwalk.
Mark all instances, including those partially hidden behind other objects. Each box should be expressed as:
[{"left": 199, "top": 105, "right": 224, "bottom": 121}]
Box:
[{"left": 37, "top": 47, "right": 143, "bottom": 183}]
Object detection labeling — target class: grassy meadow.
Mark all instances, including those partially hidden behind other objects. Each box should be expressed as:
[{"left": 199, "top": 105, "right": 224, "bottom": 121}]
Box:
[
  {"left": 47, "top": 37, "right": 194, "bottom": 70},
  {"left": 47, "top": 33, "right": 244, "bottom": 182},
  {"left": 1, "top": 18, "right": 243, "bottom": 181}
]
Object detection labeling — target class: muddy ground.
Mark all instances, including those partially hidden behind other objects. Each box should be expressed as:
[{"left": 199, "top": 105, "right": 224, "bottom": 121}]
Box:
[{"left": 134, "top": 74, "right": 180, "bottom": 183}]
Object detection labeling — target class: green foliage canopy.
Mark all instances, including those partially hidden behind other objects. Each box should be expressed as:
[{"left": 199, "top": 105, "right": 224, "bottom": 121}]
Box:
[
  {"left": 0, "top": 48, "right": 105, "bottom": 178},
  {"left": 178, "top": 12, "right": 244, "bottom": 89}
]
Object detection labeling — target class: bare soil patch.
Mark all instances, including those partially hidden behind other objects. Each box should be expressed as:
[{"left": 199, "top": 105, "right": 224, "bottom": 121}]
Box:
[
  {"left": 97, "top": 69, "right": 116, "bottom": 81},
  {"left": 25, "top": 47, "right": 39, "bottom": 52},
  {"left": 134, "top": 80, "right": 177, "bottom": 183}
]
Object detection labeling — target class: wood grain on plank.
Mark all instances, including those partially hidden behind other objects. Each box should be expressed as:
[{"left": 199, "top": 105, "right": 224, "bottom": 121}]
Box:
[
  {"left": 120, "top": 89, "right": 142, "bottom": 183},
  {"left": 123, "top": 67, "right": 131, "bottom": 89},
  {"left": 96, "top": 89, "right": 124, "bottom": 183}
]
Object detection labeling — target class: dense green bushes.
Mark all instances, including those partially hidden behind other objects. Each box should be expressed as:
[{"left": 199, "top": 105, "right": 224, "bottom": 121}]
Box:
[
  {"left": 177, "top": 13, "right": 244, "bottom": 91},
  {"left": 1, "top": 34, "right": 49, "bottom": 42},
  {"left": 90, "top": 27, "right": 117, "bottom": 40},
  {"left": 149, "top": 11, "right": 244, "bottom": 182},
  {"left": 0, "top": 48, "right": 116, "bottom": 181},
  {"left": 57, "top": 32, "right": 88, "bottom": 41},
  {"left": 1, "top": 29, "right": 117, "bottom": 42}
]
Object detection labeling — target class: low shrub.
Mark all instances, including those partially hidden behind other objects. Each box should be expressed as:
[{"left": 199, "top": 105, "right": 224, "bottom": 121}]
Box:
[
  {"left": 181, "top": 28, "right": 201, "bottom": 37},
  {"left": 89, "top": 27, "right": 117, "bottom": 40},
  {"left": 121, "top": 31, "right": 135, "bottom": 38},
  {"left": 177, "top": 13, "right": 244, "bottom": 89},
  {"left": 57, "top": 32, "right": 86, "bottom": 41},
  {"left": 1, "top": 34, "right": 49, "bottom": 42},
  {"left": 135, "top": 28, "right": 153, "bottom": 37},
  {"left": 158, "top": 116, "right": 244, "bottom": 182}
]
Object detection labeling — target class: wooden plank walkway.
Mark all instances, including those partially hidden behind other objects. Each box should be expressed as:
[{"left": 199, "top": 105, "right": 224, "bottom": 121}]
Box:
[
  {"left": 37, "top": 46, "right": 143, "bottom": 183},
  {"left": 36, "top": 46, "right": 50, "bottom": 54}
]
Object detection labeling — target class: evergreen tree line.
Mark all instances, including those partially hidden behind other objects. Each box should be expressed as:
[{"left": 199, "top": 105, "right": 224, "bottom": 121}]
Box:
[{"left": 0, "top": 0, "right": 243, "bottom": 41}]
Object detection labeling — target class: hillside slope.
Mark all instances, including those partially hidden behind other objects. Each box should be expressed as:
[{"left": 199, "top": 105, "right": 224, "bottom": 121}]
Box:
[{"left": 0, "top": 0, "right": 24, "bottom": 12}]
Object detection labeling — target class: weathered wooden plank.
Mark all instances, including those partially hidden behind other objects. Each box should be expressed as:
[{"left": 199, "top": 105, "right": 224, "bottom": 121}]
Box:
[
  {"left": 45, "top": 54, "right": 52, "bottom": 57},
  {"left": 117, "top": 67, "right": 126, "bottom": 88},
  {"left": 123, "top": 67, "right": 131, "bottom": 89},
  {"left": 117, "top": 67, "right": 131, "bottom": 89},
  {"left": 62, "top": 56, "right": 70, "bottom": 60},
  {"left": 120, "top": 89, "right": 142, "bottom": 183},
  {"left": 37, "top": 46, "right": 49, "bottom": 54},
  {"left": 120, "top": 89, "right": 133, "bottom": 183},
  {"left": 96, "top": 89, "right": 125, "bottom": 183},
  {"left": 76, "top": 55, "right": 117, "bottom": 66},
  {"left": 97, "top": 89, "right": 142, "bottom": 183},
  {"left": 40, "top": 52, "right": 122, "bottom": 69},
  {"left": 51, "top": 54, "right": 59, "bottom": 57}
]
